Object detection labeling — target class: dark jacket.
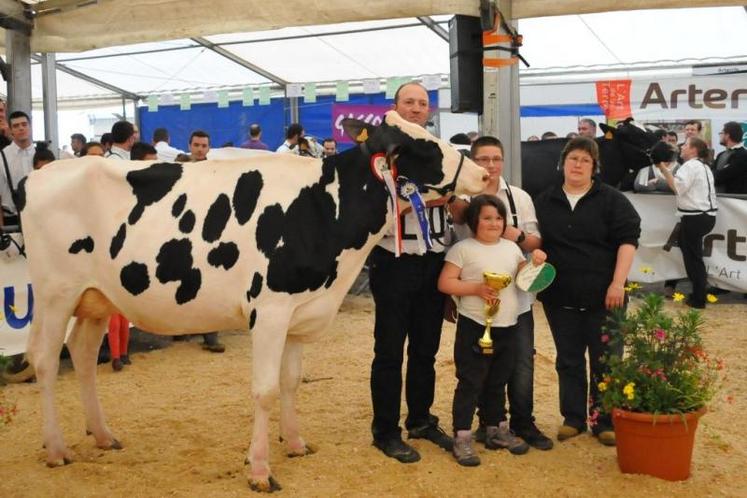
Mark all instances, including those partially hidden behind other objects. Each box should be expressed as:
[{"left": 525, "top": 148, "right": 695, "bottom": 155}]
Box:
[
  {"left": 535, "top": 178, "right": 641, "bottom": 310},
  {"left": 714, "top": 146, "right": 747, "bottom": 195}
]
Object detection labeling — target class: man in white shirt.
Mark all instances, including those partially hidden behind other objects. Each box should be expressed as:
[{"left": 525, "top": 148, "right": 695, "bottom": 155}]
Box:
[
  {"left": 276, "top": 123, "right": 304, "bottom": 154},
  {"left": 1, "top": 111, "right": 35, "bottom": 225},
  {"left": 152, "top": 127, "right": 184, "bottom": 162},
  {"left": 107, "top": 121, "right": 136, "bottom": 160}
]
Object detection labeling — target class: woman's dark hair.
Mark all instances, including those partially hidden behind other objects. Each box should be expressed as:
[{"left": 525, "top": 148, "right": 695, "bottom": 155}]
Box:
[
  {"left": 33, "top": 141, "right": 55, "bottom": 168},
  {"left": 560, "top": 136, "right": 600, "bottom": 172},
  {"left": 686, "top": 137, "right": 709, "bottom": 161},
  {"left": 465, "top": 194, "right": 507, "bottom": 236},
  {"left": 80, "top": 141, "right": 104, "bottom": 157}
]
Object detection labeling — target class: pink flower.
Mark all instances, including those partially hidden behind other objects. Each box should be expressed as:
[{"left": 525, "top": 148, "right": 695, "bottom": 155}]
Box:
[
  {"left": 601, "top": 334, "right": 610, "bottom": 344},
  {"left": 654, "top": 329, "right": 667, "bottom": 341}
]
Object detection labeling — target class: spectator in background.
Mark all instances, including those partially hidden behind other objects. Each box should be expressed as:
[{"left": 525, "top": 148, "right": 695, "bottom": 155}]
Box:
[
  {"left": 467, "top": 131, "right": 479, "bottom": 143},
  {"left": 566, "top": 132, "right": 579, "bottom": 139},
  {"left": 70, "top": 133, "right": 86, "bottom": 157},
  {"left": 541, "top": 131, "right": 557, "bottom": 140},
  {"left": 100, "top": 133, "right": 114, "bottom": 154},
  {"left": 665, "top": 131, "right": 679, "bottom": 146},
  {"left": 653, "top": 129, "right": 667, "bottom": 142},
  {"left": 683, "top": 120, "right": 702, "bottom": 142},
  {"left": 633, "top": 141, "right": 679, "bottom": 193},
  {"left": 713, "top": 121, "right": 747, "bottom": 194},
  {"left": 152, "top": 127, "right": 184, "bottom": 162},
  {"left": 241, "top": 124, "right": 269, "bottom": 150},
  {"left": 322, "top": 138, "right": 338, "bottom": 157},
  {"left": 0, "top": 99, "right": 11, "bottom": 149},
  {"left": 577, "top": 118, "right": 597, "bottom": 138},
  {"left": 80, "top": 142, "right": 105, "bottom": 157},
  {"left": 33, "top": 142, "right": 56, "bottom": 169},
  {"left": 276, "top": 123, "right": 304, "bottom": 154},
  {"left": 107, "top": 121, "right": 136, "bottom": 160},
  {"left": 1, "top": 111, "right": 35, "bottom": 226},
  {"left": 527, "top": 135, "right": 540, "bottom": 142},
  {"left": 131, "top": 142, "right": 159, "bottom": 161}
]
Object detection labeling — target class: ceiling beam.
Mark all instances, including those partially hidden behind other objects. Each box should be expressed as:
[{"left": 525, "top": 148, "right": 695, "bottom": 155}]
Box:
[
  {"left": 417, "top": 16, "right": 449, "bottom": 42},
  {"left": 190, "top": 36, "right": 287, "bottom": 86},
  {"left": 31, "top": 53, "right": 142, "bottom": 101},
  {"left": 0, "top": 0, "right": 33, "bottom": 35}
]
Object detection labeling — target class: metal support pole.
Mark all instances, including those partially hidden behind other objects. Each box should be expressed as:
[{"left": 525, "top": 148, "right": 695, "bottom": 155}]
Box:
[
  {"left": 289, "top": 96, "right": 299, "bottom": 124},
  {"left": 5, "top": 29, "right": 32, "bottom": 115},
  {"left": 41, "top": 53, "right": 60, "bottom": 155},
  {"left": 481, "top": 1, "right": 522, "bottom": 187}
]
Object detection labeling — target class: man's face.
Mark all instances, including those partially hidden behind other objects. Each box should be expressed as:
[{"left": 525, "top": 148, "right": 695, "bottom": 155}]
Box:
[
  {"left": 719, "top": 130, "right": 727, "bottom": 147},
  {"left": 133, "top": 125, "right": 141, "bottom": 142},
  {"left": 665, "top": 134, "right": 678, "bottom": 146},
  {"left": 684, "top": 123, "right": 701, "bottom": 139},
  {"left": 190, "top": 136, "right": 210, "bottom": 161},
  {"left": 71, "top": 138, "right": 84, "bottom": 153},
  {"left": 472, "top": 145, "right": 504, "bottom": 180},
  {"left": 577, "top": 121, "right": 596, "bottom": 138},
  {"left": 393, "top": 84, "right": 429, "bottom": 127},
  {"left": 323, "top": 140, "right": 337, "bottom": 157},
  {"left": 10, "top": 117, "right": 30, "bottom": 144}
]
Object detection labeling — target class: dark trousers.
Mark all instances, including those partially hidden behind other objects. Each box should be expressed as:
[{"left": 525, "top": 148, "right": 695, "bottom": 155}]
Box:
[
  {"left": 678, "top": 214, "right": 716, "bottom": 306},
  {"left": 369, "top": 247, "right": 446, "bottom": 441},
  {"left": 496, "top": 310, "right": 535, "bottom": 428},
  {"left": 543, "top": 304, "right": 622, "bottom": 433},
  {"left": 453, "top": 316, "right": 517, "bottom": 432}
]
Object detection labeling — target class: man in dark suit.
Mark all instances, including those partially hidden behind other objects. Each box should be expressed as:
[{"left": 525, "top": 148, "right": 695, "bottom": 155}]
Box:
[{"left": 714, "top": 121, "right": 747, "bottom": 194}]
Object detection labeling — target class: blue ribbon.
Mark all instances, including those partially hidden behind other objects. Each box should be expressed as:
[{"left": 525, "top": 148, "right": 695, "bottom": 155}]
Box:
[{"left": 399, "top": 181, "right": 432, "bottom": 251}]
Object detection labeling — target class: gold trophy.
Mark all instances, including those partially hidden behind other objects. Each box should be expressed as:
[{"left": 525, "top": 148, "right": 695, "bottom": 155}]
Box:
[{"left": 479, "top": 272, "right": 512, "bottom": 355}]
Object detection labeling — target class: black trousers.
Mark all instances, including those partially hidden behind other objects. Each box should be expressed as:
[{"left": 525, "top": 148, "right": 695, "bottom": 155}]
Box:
[
  {"left": 453, "top": 316, "right": 517, "bottom": 432},
  {"left": 543, "top": 304, "right": 622, "bottom": 433},
  {"left": 369, "top": 247, "right": 446, "bottom": 441},
  {"left": 678, "top": 214, "right": 716, "bottom": 306}
]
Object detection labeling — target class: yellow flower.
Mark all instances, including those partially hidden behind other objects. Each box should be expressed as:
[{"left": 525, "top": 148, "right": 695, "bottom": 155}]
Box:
[
  {"left": 623, "top": 382, "right": 636, "bottom": 400},
  {"left": 706, "top": 294, "right": 718, "bottom": 303},
  {"left": 672, "top": 292, "right": 685, "bottom": 302},
  {"left": 639, "top": 266, "right": 654, "bottom": 274},
  {"left": 624, "top": 282, "right": 641, "bottom": 292},
  {"left": 598, "top": 381, "right": 608, "bottom": 392}
]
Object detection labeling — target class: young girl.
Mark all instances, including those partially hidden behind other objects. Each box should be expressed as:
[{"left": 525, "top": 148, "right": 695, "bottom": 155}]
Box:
[{"left": 438, "top": 194, "right": 546, "bottom": 466}]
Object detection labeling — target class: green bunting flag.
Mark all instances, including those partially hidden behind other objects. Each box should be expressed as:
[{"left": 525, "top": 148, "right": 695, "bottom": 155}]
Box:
[
  {"left": 335, "top": 81, "right": 349, "bottom": 102},
  {"left": 304, "top": 83, "right": 317, "bottom": 103},
  {"left": 242, "top": 87, "right": 254, "bottom": 106},
  {"left": 180, "top": 94, "right": 191, "bottom": 111}
]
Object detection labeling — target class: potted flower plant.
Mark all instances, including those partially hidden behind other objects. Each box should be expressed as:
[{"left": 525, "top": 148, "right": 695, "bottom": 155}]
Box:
[{"left": 597, "top": 291, "right": 722, "bottom": 481}]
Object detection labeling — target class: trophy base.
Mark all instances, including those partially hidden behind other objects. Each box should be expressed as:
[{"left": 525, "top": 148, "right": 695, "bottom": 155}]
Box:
[{"left": 478, "top": 340, "right": 494, "bottom": 356}]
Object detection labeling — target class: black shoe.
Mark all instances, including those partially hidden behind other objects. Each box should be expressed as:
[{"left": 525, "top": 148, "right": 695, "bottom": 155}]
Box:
[
  {"left": 111, "top": 358, "right": 123, "bottom": 372},
  {"left": 513, "top": 422, "right": 554, "bottom": 451},
  {"left": 473, "top": 424, "right": 486, "bottom": 444},
  {"left": 121, "top": 355, "right": 131, "bottom": 365},
  {"left": 685, "top": 297, "right": 705, "bottom": 309},
  {"left": 373, "top": 438, "right": 421, "bottom": 463},
  {"left": 408, "top": 424, "right": 454, "bottom": 452}
]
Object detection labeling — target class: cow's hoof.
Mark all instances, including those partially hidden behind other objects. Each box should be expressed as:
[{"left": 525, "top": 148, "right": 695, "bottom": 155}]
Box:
[
  {"left": 287, "top": 443, "right": 317, "bottom": 458},
  {"left": 97, "top": 438, "right": 123, "bottom": 450},
  {"left": 249, "top": 475, "right": 282, "bottom": 493},
  {"left": 46, "top": 456, "right": 72, "bottom": 468}
]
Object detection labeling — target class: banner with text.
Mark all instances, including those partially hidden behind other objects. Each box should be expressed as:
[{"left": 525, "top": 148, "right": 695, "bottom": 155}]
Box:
[{"left": 331, "top": 103, "right": 389, "bottom": 144}]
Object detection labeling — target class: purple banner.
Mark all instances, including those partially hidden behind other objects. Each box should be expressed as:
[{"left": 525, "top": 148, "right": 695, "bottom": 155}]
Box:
[{"left": 332, "top": 104, "right": 390, "bottom": 144}]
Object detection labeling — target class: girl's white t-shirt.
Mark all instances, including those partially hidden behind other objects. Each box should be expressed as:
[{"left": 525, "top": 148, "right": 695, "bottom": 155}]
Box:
[{"left": 444, "top": 237, "right": 524, "bottom": 327}]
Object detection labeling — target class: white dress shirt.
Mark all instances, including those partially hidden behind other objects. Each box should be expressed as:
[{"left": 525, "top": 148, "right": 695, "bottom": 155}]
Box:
[
  {"left": 674, "top": 158, "right": 718, "bottom": 216},
  {"left": 107, "top": 145, "right": 130, "bottom": 160},
  {"left": 1, "top": 141, "right": 34, "bottom": 215},
  {"left": 155, "top": 141, "right": 184, "bottom": 162},
  {"left": 276, "top": 140, "right": 299, "bottom": 155}
]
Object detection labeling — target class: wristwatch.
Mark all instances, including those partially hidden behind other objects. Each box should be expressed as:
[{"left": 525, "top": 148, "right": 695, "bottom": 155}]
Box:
[{"left": 516, "top": 230, "right": 526, "bottom": 244}]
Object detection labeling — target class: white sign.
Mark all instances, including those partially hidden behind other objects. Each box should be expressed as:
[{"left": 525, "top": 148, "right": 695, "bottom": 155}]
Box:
[
  {"left": 0, "top": 236, "right": 33, "bottom": 357},
  {"left": 286, "top": 83, "right": 302, "bottom": 98},
  {"left": 422, "top": 74, "right": 441, "bottom": 91},
  {"left": 362, "top": 79, "right": 380, "bottom": 94}
]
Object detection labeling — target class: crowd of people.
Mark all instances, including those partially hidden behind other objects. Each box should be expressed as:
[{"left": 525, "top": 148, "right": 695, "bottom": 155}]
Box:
[{"left": 0, "top": 83, "right": 743, "bottom": 467}]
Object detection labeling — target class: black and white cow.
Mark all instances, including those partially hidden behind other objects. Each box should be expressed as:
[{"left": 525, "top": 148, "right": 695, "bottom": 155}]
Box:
[
  {"left": 19, "top": 111, "right": 487, "bottom": 492},
  {"left": 520, "top": 120, "right": 659, "bottom": 198}
]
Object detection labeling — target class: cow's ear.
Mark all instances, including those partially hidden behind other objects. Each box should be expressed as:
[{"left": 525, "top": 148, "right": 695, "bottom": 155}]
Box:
[
  {"left": 599, "top": 123, "right": 616, "bottom": 139},
  {"left": 341, "top": 119, "right": 376, "bottom": 143}
]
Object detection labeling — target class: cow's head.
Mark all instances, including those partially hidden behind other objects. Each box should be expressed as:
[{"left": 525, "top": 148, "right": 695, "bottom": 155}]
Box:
[
  {"left": 600, "top": 119, "right": 660, "bottom": 170},
  {"left": 343, "top": 111, "right": 487, "bottom": 202}
]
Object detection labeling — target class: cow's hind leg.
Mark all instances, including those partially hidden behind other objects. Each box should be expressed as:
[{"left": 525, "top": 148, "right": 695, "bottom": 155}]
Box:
[
  {"left": 66, "top": 317, "right": 122, "bottom": 451},
  {"left": 26, "top": 303, "right": 74, "bottom": 467},
  {"left": 279, "top": 339, "right": 315, "bottom": 458},
  {"left": 246, "top": 311, "right": 289, "bottom": 493}
]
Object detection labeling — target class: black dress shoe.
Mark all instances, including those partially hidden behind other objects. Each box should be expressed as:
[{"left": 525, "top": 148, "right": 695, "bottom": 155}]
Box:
[
  {"left": 408, "top": 424, "right": 454, "bottom": 452},
  {"left": 373, "top": 438, "right": 421, "bottom": 463},
  {"left": 685, "top": 298, "right": 705, "bottom": 309},
  {"left": 513, "top": 422, "right": 554, "bottom": 451}
]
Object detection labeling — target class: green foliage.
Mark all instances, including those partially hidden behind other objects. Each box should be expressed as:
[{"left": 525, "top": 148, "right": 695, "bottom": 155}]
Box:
[{"left": 599, "top": 293, "right": 721, "bottom": 415}]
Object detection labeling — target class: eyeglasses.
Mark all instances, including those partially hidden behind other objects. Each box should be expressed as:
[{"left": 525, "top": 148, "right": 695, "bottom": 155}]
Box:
[{"left": 474, "top": 156, "right": 504, "bottom": 164}]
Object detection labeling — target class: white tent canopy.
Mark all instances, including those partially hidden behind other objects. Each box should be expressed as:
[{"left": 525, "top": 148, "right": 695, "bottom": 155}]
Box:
[{"left": 7, "top": 6, "right": 745, "bottom": 105}]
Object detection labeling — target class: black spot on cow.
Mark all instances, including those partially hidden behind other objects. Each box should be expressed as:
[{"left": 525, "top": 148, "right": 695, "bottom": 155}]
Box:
[
  {"left": 172, "top": 193, "right": 187, "bottom": 218},
  {"left": 207, "top": 242, "right": 239, "bottom": 270},
  {"left": 202, "top": 194, "right": 231, "bottom": 243},
  {"left": 155, "top": 238, "right": 201, "bottom": 304},
  {"left": 249, "top": 309, "right": 257, "bottom": 330},
  {"left": 258, "top": 150, "right": 388, "bottom": 294},
  {"left": 126, "top": 162, "right": 183, "bottom": 225},
  {"left": 246, "top": 272, "right": 263, "bottom": 303},
  {"left": 69, "top": 237, "right": 94, "bottom": 254},
  {"left": 110, "top": 223, "right": 126, "bottom": 259},
  {"left": 120, "top": 261, "right": 150, "bottom": 295},
  {"left": 256, "top": 203, "right": 284, "bottom": 257},
  {"left": 179, "top": 210, "right": 195, "bottom": 233},
  {"left": 233, "top": 171, "right": 263, "bottom": 225},
  {"left": 16, "top": 176, "right": 27, "bottom": 213}
]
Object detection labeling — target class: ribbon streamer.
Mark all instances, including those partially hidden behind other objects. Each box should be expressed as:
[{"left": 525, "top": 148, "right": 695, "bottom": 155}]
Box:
[{"left": 399, "top": 181, "right": 432, "bottom": 253}]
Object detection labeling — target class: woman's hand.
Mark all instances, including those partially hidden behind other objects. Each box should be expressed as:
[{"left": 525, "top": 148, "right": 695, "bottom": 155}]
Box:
[
  {"left": 530, "top": 249, "right": 547, "bottom": 266},
  {"left": 605, "top": 282, "right": 625, "bottom": 310}
]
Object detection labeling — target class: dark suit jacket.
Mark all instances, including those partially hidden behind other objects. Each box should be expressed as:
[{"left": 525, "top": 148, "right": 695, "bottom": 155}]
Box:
[{"left": 714, "top": 146, "right": 747, "bottom": 194}]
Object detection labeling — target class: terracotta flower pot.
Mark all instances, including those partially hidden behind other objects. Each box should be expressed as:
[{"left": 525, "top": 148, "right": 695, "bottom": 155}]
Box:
[{"left": 612, "top": 407, "right": 706, "bottom": 481}]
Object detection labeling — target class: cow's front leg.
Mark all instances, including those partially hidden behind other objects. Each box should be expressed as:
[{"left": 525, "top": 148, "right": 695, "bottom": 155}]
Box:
[
  {"left": 66, "top": 317, "right": 122, "bottom": 451},
  {"left": 246, "top": 310, "right": 288, "bottom": 493},
  {"left": 279, "top": 340, "right": 315, "bottom": 458}
]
